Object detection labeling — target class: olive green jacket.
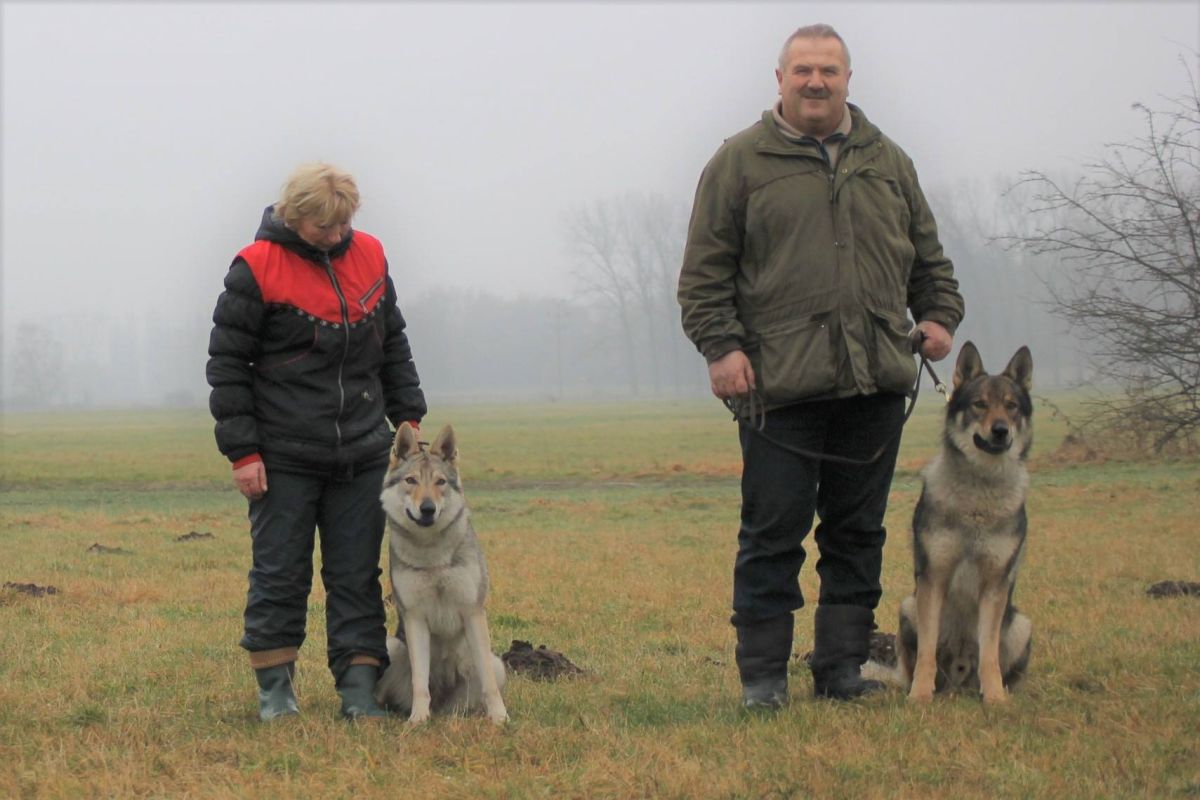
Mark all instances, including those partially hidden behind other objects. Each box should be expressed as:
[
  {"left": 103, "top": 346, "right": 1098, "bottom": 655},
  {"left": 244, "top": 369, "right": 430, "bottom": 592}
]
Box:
[{"left": 677, "top": 104, "right": 964, "bottom": 406}]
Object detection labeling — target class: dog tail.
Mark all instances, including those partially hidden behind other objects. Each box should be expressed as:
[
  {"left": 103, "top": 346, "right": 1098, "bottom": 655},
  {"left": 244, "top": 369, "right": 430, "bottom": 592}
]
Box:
[{"left": 861, "top": 659, "right": 905, "bottom": 687}]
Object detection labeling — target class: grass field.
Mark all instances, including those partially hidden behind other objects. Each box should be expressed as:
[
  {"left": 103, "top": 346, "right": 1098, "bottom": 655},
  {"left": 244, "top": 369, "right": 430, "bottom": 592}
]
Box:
[{"left": 1, "top": 398, "right": 1197, "bottom": 799}]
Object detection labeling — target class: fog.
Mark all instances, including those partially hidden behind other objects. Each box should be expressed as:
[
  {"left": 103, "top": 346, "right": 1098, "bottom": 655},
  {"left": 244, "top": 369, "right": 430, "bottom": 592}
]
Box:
[{"left": 2, "top": 2, "right": 1197, "bottom": 408}]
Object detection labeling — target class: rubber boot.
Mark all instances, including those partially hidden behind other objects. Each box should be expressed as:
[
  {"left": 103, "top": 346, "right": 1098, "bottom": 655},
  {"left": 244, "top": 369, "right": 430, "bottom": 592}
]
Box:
[
  {"left": 336, "top": 663, "right": 388, "bottom": 720},
  {"left": 810, "top": 604, "right": 886, "bottom": 700},
  {"left": 734, "top": 613, "right": 794, "bottom": 710},
  {"left": 254, "top": 663, "right": 299, "bottom": 722}
]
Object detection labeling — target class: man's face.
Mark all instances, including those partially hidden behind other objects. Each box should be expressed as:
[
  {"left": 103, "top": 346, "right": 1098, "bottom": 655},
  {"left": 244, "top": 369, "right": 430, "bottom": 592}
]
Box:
[
  {"left": 775, "top": 36, "right": 851, "bottom": 138},
  {"left": 293, "top": 218, "right": 351, "bottom": 251}
]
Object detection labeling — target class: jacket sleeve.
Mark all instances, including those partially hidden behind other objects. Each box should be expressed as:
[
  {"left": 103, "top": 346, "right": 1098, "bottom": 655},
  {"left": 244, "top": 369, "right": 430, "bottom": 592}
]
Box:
[
  {"left": 379, "top": 268, "right": 427, "bottom": 426},
  {"left": 206, "top": 258, "right": 264, "bottom": 463},
  {"left": 902, "top": 158, "right": 965, "bottom": 334},
  {"left": 677, "top": 152, "right": 748, "bottom": 363}
]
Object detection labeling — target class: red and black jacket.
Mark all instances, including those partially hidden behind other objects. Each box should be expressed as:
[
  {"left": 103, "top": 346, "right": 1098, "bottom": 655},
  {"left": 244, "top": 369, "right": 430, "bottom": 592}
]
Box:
[{"left": 207, "top": 207, "right": 426, "bottom": 474}]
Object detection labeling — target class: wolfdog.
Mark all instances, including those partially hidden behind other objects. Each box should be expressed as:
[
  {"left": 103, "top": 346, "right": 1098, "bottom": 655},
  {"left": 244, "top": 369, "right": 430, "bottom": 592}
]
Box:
[
  {"left": 374, "top": 423, "right": 508, "bottom": 724},
  {"left": 897, "top": 342, "right": 1034, "bottom": 704}
]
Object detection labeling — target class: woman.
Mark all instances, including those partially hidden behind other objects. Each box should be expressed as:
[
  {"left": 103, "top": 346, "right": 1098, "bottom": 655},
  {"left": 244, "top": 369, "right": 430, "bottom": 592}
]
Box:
[{"left": 207, "top": 163, "right": 426, "bottom": 721}]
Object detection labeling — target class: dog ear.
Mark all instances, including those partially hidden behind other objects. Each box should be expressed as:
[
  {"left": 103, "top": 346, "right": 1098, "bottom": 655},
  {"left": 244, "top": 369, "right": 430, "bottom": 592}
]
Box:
[
  {"left": 953, "top": 341, "right": 985, "bottom": 390},
  {"left": 1003, "top": 346, "right": 1033, "bottom": 393},
  {"left": 430, "top": 424, "right": 457, "bottom": 463},
  {"left": 390, "top": 422, "right": 422, "bottom": 467}
]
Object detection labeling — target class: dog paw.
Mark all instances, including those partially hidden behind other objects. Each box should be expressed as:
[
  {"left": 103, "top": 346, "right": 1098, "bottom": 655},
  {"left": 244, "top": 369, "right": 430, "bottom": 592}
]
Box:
[
  {"left": 982, "top": 690, "right": 1009, "bottom": 706},
  {"left": 407, "top": 708, "right": 431, "bottom": 725},
  {"left": 907, "top": 687, "right": 934, "bottom": 704}
]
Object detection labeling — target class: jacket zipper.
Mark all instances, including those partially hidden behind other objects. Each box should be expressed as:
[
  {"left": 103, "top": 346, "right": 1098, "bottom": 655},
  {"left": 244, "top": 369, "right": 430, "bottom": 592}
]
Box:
[{"left": 321, "top": 253, "right": 352, "bottom": 447}]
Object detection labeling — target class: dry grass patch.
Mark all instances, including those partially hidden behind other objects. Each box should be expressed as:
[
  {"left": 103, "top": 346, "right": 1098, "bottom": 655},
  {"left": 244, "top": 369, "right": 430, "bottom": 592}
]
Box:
[{"left": 1, "top": 403, "right": 1197, "bottom": 798}]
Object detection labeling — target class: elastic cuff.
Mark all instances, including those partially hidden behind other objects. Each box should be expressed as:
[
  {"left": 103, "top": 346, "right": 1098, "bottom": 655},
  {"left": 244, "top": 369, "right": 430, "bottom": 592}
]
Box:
[
  {"left": 704, "top": 342, "right": 743, "bottom": 364},
  {"left": 917, "top": 315, "right": 959, "bottom": 336},
  {"left": 249, "top": 646, "right": 299, "bottom": 669},
  {"left": 232, "top": 453, "right": 263, "bottom": 470}
]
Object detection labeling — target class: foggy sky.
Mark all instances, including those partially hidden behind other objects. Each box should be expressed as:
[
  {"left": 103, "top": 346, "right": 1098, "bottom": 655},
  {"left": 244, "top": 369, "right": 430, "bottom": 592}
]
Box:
[{"left": 2, "top": 1, "right": 1198, "bottom": 354}]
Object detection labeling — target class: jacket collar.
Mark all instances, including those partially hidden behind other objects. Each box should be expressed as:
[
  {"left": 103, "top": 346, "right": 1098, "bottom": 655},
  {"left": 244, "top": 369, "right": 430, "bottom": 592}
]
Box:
[
  {"left": 754, "top": 103, "right": 880, "bottom": 157},
  {"left": 254, "top": 206, "right": 354, "bottom": 262}
]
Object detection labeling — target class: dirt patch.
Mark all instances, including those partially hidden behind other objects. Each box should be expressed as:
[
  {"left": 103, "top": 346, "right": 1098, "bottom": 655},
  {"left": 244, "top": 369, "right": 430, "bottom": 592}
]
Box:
[
  {"left": 86, "top": 543, "right": 132, "bottom": 555},
  {"left": 501, "top": 640, "right": 587, "bottom": 680},
  {"left": 1146, "top": 580, "right": 1200, "bottom": 598},
  {"left": 3, "top": 581, "right": 60, "bottom": 598},
  {"left": 176, "top": 530, "right": 215, "bottom": 542},
  {"left": 798, "top": 632, "right": 897, "bottom": 667}
]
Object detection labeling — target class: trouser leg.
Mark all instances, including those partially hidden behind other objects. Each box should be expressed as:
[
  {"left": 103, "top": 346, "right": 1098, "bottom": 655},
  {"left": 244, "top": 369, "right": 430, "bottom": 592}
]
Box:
[
  {"left": 731, "top": 402, "right": 826, "bottom": 625},
  {"left": 812, "top": 393, "right": 905, "bottom": 608},
  {"left": 317, "top": 465, "right": 389, "bottom": 682},
  {"left": 241, "top": 471, "right": 320, "bottom": 656},
  {"left": 809, "top": 393, "right": 905, "bottom": 699}
]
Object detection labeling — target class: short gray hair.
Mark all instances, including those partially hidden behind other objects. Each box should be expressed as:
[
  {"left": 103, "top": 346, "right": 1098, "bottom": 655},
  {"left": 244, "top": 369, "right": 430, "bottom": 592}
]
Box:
[{"left": 778, "top": 24, "right": 851, "bottom": 70}]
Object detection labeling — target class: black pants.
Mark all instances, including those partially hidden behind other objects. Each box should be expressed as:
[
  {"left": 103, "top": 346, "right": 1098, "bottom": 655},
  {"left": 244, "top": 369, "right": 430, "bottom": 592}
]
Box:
[
  {"left": 240, "top": 465, "right": 388, "bottom": 680},
  {"left": 731, "top": 393, "right": 905, "bottom": 626}
]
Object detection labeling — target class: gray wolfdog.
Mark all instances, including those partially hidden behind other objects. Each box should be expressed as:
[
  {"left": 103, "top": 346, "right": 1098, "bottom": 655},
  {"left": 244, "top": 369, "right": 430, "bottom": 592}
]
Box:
[
  {"left": 374, "top": 423, "right": 508, "bottom": 724},
  {"left": 895, "top": 342, "right": 1034, "bottom": 704}
]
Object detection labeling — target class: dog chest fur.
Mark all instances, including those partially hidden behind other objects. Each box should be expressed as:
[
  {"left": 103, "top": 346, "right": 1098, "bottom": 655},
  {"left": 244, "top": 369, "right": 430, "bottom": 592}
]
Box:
[{"left": 390, "top": 555, "right": 487, "bottom": 638}]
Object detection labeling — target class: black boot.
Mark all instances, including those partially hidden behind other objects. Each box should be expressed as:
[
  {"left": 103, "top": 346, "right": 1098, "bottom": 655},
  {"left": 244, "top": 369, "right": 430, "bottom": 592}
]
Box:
[
  {"left": 336, "top": 664, "right": 388, "bottom": 720},
  {"left": 254, "top": 663, "right": 299, "bottom": 722},
  {"left": 810, "top": 604, "right": 885, "bottom": 700},
  {"left": 735, "top": 613, "right": 794, "bottom": 710}
]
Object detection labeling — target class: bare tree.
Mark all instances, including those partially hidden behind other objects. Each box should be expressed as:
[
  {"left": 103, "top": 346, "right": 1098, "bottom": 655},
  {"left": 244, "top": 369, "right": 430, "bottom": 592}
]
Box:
[
  {"left": 998, "top": 63, "right": 1200, "bottom": 452},
  {"left": 565, "top": 198, "right": 641, "bottom": 394},
  {"left": 630, "top": 193, "right": 693, "bottom": 393},
  {"left": 615, "top": 192, "right": 692, "bottom": 395},
  {"left": 6, "top": 322, "right": 65, "bottom": 408},
  {"left": 565, "top": 192, "right": 694, "bottom": 397}
]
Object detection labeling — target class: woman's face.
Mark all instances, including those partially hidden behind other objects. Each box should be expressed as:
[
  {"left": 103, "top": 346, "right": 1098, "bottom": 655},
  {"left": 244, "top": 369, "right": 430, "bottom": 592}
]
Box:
[{"left": 292, "top": 218, "right": 351, "bottom": 251}]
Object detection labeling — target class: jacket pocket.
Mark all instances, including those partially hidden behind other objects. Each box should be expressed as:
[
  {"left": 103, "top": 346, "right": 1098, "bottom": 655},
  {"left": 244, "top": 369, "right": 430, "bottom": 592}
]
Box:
[
  {"left": 850, "top": 167, "right": 911, "bottom": 241},
  {"left": 867, "top": 306, "right": 917, "bottom": 394},
  {"left": 745, "top": 314, "right": 836, "bottom": 406},
  {"left": 358, "top": 277, "right": 385, "bottom": 313},
  {"left": 254, "top": 325, "right": 318, "bottom": 374}
]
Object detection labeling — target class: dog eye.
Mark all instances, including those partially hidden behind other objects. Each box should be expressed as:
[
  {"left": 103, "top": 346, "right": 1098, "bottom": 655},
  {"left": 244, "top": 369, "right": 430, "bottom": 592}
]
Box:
[
  {"left": 405, "top": 477, "right": 418, "bottom": 485},
  {"left": 435, "top": 478, "right": 447, "bottom": 486},
  {"left": 972, "top": 400, "right": 988, "bottom": 410}
]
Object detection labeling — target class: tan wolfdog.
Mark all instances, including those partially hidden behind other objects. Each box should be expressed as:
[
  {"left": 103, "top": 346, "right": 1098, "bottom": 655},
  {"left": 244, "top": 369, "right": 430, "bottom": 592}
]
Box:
[{"left": 374, "top": 423, "right": 508, "bottom": 724}]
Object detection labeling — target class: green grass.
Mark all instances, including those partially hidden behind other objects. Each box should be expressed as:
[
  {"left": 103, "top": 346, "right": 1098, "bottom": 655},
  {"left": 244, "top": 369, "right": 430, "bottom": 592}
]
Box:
[{"left": 1, "top": 400, "right": 1198, "bottom": 799}]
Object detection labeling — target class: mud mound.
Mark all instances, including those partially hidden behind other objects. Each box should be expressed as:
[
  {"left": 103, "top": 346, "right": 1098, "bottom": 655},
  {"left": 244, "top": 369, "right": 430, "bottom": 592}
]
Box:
[
  {"left": 501, "top": 640, "right": 587, "bottom": 680},
  {"left": 86, "top": 543, "right": 132, "bottom": 555},
  {"left": 176, "top": 530, "right": 215, "bottom": 542},
  {"left": 1146, "top": 580, "right": 1200, "bottom": 598},
  {"left": 798, "top": 631, "right": 897, "bottom": 667},
  {"left": 3, "top": 582, "right": 59, "bottom": 598}
]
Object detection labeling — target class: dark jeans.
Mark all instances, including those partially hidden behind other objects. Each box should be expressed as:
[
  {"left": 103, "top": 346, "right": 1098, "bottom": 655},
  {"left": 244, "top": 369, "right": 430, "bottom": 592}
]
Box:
[
  {"left": 240, "top": 465, "right": 389, "bottom": 680},
  {"left": 731, "top": 393, "right": 905, "bottom": 626}
]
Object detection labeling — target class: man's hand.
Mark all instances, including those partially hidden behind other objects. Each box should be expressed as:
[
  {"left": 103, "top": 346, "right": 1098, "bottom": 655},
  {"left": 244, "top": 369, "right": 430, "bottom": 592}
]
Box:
[
  {"left": 234, "top": 461, "right": 268, "bottom": 500},
  {"left": 914, "top": 320, "right": 952, "bottom": 361},
  {"left": 708, "top": 350, "right": 756, "bottom": 399}
]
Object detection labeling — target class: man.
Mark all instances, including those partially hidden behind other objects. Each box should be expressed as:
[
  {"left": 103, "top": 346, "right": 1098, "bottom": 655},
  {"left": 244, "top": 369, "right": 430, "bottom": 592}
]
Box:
[{"left": 677, "top": 25, "right": 963, "bottom": 707}]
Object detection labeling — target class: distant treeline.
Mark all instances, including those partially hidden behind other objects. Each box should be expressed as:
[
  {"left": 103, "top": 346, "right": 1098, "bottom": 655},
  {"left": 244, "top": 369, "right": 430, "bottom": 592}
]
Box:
[{"left": 2, "top": 186, "right": 1093, "bottom": 411}]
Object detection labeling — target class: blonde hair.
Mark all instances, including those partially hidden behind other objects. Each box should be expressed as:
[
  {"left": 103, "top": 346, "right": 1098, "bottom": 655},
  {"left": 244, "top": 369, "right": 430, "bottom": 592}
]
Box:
[
  {"left": 778, "top": 24, "right": 851, "bottom": 70},
  {"left": 273, "top": 162, "right": 361, "bottom": 228}
]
